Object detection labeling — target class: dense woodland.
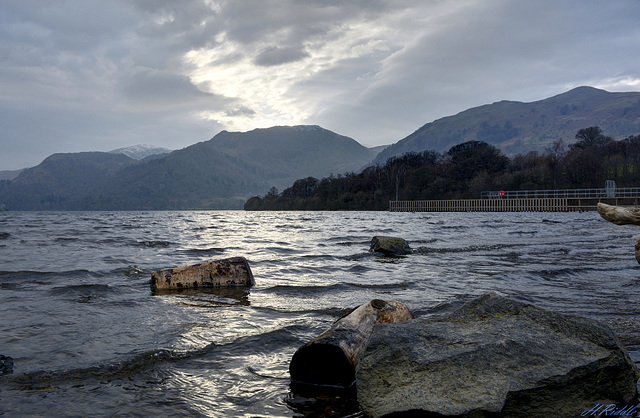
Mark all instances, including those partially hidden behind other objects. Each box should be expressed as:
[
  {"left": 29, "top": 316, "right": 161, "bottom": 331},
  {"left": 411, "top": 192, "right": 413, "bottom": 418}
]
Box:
[{"left": 245, "top": 127, "right": 640, "bottom": 211}]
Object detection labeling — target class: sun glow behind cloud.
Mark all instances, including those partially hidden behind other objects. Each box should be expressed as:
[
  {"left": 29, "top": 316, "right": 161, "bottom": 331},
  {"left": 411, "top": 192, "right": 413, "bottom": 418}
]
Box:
[{"left": 183, "top": 18, "right": 396, "bottom": 132}]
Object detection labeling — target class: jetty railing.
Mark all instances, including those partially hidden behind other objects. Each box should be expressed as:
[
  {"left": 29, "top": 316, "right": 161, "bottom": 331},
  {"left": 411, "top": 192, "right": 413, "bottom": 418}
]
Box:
[
  {"left": 390, "top": 184, "right": 640, "bottom": 212},
  {"left": 389, "top": 198, "right": 570, "bottom": 212},
  {"left": 480, "top": 187, "right": 640, "bottom": 199}
]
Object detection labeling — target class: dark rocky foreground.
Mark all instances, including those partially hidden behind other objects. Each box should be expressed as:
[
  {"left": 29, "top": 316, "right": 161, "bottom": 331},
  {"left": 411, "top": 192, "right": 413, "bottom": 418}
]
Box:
[{"left": 355, "top": 293, "right": 639, "bottom": 417}]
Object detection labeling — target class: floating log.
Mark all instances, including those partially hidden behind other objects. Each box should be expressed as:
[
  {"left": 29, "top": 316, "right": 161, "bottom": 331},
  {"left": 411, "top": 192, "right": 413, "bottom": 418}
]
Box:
[
  {"left": 289, "top": 299, "right": 413, "bottom": 387},
  {"left": 597, "top": 202, "right": 640, "bottom": 225},
  {"left": 151, "top": 256, "right": 254, "bottom": 291}
]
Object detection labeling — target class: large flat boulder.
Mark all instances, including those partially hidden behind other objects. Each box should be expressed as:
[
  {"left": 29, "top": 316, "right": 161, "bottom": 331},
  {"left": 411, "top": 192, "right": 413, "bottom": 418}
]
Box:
[{"left": 356, "top": 293, "right": 639, "bottom": 417}]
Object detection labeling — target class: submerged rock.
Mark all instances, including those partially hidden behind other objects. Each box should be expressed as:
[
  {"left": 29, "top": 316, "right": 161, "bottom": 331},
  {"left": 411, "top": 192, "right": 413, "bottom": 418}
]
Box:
[
  {"left": 369, "top": 236, "right": 412, "bottom": 256},
  {"left": 356, "top": 293, "right": 639, "bottom": 418},
  {"left": 0, "top": 355, "right": 14, "bottom": 375}
]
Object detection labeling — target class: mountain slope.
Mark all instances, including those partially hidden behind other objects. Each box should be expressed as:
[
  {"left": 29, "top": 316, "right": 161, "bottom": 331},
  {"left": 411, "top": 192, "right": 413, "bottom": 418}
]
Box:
[
  {"left": 374, "top": 86, "right": 640, "bottom": 164},
  {"left": 99, "top": 141, "right": 271, "bottom": 210},
  {"left": 109, "top": 144, "right": 173, "bottom": 160},
  {"left": 1, "top": 152, "right": 138, "bottom": 209},
  {"left": 208, "top": 125, "right": 378, "bottom": 187}
]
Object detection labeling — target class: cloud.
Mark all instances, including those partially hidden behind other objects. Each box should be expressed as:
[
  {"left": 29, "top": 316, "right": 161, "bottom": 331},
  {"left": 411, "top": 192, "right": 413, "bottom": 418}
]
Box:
[
  {"left": 254, "top": 46, "right": 309, "bottom": 67},
  {"left": 120, "top": 69, "right": 223, "bottom": 106},
  {"left": 1, "top": 0, "right": 640, "bottom": 169}
]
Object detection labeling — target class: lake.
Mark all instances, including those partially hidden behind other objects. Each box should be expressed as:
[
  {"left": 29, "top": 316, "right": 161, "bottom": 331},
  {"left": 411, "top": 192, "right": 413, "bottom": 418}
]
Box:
[{"left": 0, "top": 210, "right": 638, "bottom": 416}]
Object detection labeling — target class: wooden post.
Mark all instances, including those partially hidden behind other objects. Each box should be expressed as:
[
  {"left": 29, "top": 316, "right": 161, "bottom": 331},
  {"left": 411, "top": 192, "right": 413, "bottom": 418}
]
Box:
[
  {"left": 151, "top": 256, "right": 254, "bottom": 291},
  {"left": 289, "top": 299, "right": 413, "bottom": 387}
]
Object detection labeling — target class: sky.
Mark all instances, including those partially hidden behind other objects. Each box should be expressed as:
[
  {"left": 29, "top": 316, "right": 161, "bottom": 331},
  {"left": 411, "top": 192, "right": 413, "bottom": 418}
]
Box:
[{"left": 1, "top": 0, "right": 640, "bottom": 170}]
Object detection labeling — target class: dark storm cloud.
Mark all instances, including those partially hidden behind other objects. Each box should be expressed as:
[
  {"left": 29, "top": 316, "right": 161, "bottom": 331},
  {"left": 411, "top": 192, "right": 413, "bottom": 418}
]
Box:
[
  {"left": 121, "top": 70, "right": 221, "bottom": 104},
  {"left": 254, "top": 46, "right": 310, "bottom": 67}
]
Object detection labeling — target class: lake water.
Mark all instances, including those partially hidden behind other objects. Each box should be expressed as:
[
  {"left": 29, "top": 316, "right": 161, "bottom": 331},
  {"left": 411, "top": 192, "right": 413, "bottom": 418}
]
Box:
[{"left": 0, "top": 210, "right": 639, "bottom": 417}]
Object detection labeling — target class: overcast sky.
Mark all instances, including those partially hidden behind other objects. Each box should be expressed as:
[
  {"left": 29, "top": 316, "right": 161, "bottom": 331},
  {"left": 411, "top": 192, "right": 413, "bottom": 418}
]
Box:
[{"left": 1, "top": 0, "right": 639, "bottom": 170}]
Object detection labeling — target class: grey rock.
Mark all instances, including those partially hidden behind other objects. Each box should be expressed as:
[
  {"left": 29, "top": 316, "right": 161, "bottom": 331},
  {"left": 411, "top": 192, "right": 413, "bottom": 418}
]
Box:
[
  {"left": 356, "top": 293, "right": 640, "bottom": 418},
  {"left": 0, "top": 355, "right": 14, "bottom": 375},
  {"left": 369, "top": 236, "right": 412, "bottom": 256}
]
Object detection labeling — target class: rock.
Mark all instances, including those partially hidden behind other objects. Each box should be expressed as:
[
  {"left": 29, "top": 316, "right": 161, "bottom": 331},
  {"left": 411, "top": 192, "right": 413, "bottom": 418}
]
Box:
[
  {"left": 369, "top": 236, "right": 412, "bottom": 256},
  {"left": 289, "top": 299, "right": 413, "bottom": 387},
  {"left": 0, "top": 355, "right": 14, "bottom": 375},
  {"left": 151, "top": 256, "right": 254, "bottom": 291},
  {"left": 356, "top": 293, "right": 639, "bottom": 418}
]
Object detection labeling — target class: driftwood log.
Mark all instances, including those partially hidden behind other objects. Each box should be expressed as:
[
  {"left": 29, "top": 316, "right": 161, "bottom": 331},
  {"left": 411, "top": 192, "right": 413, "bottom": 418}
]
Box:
[
  {"left": 151, "top": 256, "right": 254, "bottom": 291},
  {"left": 597, "top": 203, "right": 640, "bottom": 225},
  {"left": 289, "top": 299, "right": 413, "bottom": 387},
  {"left": 597, "top": 203, "right": 640, "bottom": 264}
]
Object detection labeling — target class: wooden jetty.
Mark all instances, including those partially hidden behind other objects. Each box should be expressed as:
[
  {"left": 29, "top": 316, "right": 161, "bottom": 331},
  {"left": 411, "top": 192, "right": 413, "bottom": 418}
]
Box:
[{"left": 389, "top": 185, "right": 640, "bottom": 212}]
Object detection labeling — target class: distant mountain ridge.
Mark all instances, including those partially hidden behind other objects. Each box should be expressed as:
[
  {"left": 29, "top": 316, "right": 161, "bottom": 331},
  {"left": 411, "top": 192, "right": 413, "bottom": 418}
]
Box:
[
  {"left": 374, "top": 86, "right": 640, "bottom": 164},
  {"left": 3, "top": 87, "right": 640, "bottom": 210},
  {"left": 0, "top": 168, "right": 24, "bottom": 181},
  {"left": 0, "top": 125, "right": 376, "bottom": 210}
]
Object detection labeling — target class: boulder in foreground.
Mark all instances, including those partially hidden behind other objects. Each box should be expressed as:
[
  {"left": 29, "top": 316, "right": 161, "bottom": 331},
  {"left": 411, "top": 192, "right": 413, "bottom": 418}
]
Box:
[
  {"left": 151, "top": 257, "right": 254, "bottom": 291},
  {"left": 356, "top": 293, "right": 639, "bottom": 418},
  {"left": 369, "top": 236, "right": 412, "bottom": 256}
]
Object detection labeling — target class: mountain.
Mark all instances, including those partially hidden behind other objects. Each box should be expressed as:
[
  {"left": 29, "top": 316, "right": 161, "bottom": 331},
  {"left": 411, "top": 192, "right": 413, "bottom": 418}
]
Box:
[
  {"left": 374, "top": 86, "right": 640, "bottom": 164},
  {"left": 0, "top": 125, "right": 377, "bottom": 210},
  {"left": 109, "top": 144, "right": 172, "bottom": 160},
  {"left": 1, "top": 152, "right": 138, "bottom": 209},
  {"left": 97, "top": 141, "right": 272, "bottom": 210},
  {"left": 208, "top": 125, "right": 378, "bottom": 187},
  {"left": 0, "top": 168, "right": 24, "bottom": 181}
]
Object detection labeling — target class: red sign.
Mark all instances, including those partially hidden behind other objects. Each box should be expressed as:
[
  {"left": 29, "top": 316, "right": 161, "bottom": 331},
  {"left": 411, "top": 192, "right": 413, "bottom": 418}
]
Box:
[{"left": 499, "top": 190, "right": 506, "bottom": 197}]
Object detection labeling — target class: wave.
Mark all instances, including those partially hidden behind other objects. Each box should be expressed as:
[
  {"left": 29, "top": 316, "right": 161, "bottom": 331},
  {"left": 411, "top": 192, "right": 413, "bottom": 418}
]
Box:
[
  {"left": 346, "top": 281, "right": 412, "bottom": 290},
  {"left": 413, "top": 243, "right": 520, "bottom": 254},
  {"left": 0, "top": 232, "right": 10, "bottom": 239},
  {"left": 137, "top": 240, "right": 172, "bottom": 248},
  {"left": 49, "top": 283, "right": 112, "bottom": 294},
  {"left": 0, "top": 269, "right": 93, "bottom": 281},
  {"left": 54, "top": 236, "right": 81, "bottom": 242},
  {"left": 263, "top": 280, "right": 412, "bottom": 296},
  {"left": 3, "top": 325, "right": 306, "bottom": 390},
  {"left": 263, "top": 283, "right": 344, "bottom": 295},
  {"left": 4, "top": 348, "right": 183, "bottom": 389},
  {"left": 48, "top": 284, "right": 115, "bottom": 303},
  {"left": 179, "top": 247, "right": 226, "bottom": 257}
]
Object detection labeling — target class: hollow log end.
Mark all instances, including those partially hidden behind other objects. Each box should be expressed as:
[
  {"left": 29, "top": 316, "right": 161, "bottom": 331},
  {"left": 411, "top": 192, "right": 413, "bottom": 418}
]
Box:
[
  {"left": 289, "top": 343, "right": 355, "bottom": 388},
  {"left": 372, "top": 300, "right": 415, "bottom": 323}
]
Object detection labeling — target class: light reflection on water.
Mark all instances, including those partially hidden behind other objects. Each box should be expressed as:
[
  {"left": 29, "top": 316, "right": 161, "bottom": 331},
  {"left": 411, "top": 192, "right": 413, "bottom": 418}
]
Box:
[{"left": 0, "top": 210, "right": 638, "bottom": 416}]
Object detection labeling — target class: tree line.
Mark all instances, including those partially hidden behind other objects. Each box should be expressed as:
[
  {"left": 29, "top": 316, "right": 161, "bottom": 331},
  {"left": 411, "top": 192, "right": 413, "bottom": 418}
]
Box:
[{"left": 244, "top": 127, "right": 640, "bottom": 211}]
